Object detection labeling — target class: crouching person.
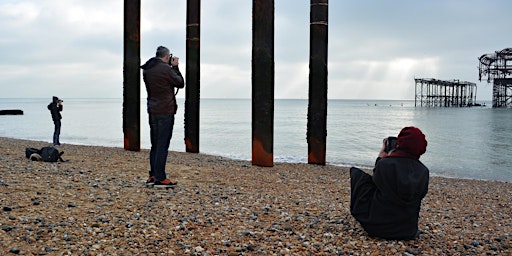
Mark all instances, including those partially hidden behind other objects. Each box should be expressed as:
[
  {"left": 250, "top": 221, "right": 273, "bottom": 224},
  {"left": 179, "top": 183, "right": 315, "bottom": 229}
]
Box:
[{"left": 350, "top": 126, "right": 429, "bottom": 240}]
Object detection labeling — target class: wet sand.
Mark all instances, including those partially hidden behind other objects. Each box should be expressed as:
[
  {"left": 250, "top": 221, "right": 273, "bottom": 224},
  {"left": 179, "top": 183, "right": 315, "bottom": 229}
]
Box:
[{"left": 0, "top": 137, "right": 510, "bottom": 255}]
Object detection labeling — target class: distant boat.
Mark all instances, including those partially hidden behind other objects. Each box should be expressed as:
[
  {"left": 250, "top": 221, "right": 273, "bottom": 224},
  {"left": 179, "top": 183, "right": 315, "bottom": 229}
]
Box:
[{"left": 0, "top": 109, "right": 23, "bottom": 115}]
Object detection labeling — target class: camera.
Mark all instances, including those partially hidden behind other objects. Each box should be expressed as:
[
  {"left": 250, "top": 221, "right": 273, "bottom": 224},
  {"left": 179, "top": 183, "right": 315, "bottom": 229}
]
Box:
[
  {"left": 168, "top": 54, "right": 176, "bottom": 65},
  {"left": 385, "top": 136, "right": 398, "bottom": 153},
  {"left": 168, "top": 54, "right": 179, "bottom": 66}
]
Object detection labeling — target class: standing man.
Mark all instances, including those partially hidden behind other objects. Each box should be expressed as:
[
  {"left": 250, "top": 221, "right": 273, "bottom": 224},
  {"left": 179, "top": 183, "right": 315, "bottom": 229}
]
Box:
[
  {"left": 47, "top": 96, "right": 63, "bottom": 146},
  {"left": 141, "top": 46, "right": 184, "bottom": 188}
]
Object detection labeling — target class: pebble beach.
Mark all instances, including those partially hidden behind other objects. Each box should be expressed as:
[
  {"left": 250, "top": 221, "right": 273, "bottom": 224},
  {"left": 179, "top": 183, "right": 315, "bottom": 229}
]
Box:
[{"left": 0, "top": 137, "right": 510, "bottom": 255}]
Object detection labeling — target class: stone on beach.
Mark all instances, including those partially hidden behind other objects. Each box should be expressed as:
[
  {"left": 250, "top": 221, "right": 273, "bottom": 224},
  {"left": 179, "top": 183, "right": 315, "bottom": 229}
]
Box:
[{"left": 0, "top": 137, "right": 510, "bottom": 255}]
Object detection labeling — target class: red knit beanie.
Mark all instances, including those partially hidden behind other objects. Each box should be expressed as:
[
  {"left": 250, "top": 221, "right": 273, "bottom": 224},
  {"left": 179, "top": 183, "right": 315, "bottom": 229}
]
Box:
[{"left": 389, "top": 126, "right": 427, "bottom": 159}]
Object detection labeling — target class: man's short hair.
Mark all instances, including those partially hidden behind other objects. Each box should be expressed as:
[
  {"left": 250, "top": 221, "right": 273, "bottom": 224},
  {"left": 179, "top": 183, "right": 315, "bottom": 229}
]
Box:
[{"left": 156, "top": 46, "right": 170, "bottom": 58}]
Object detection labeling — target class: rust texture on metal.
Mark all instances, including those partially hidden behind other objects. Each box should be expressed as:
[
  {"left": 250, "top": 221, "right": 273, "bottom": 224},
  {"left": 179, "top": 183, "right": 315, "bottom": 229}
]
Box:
[
  {"left": 478, "top": 48, "right": 512, "bottom": 107},
  {"left": 185, "top": 0, "right": 201, "bottom": 153},
  {"left": 307, "top": 0, "right": 328, "bottom": 165},
  {"left": 123, "top": 0, "right": 141, "bottom": 151},
  {"left": 252, "top": 0, "right": 275, "bottom": 167},
  {"left": 414, "top": 78, "right": 478, "bottom": 108}
]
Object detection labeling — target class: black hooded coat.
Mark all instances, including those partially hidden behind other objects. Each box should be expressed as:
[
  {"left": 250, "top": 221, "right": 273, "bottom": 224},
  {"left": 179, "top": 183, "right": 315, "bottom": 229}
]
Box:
[
  {"left": 350, "top": 127, "right": 429, "bottom": 240},
  {"left": 47, "top": 96, "right": 62, "bottom": 121}
]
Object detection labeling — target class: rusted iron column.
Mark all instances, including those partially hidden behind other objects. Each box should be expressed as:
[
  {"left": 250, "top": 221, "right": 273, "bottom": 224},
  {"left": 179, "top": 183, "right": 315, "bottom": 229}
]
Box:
[
  {"left": 307, "top": 0, "right": 328, "bottom": 165},
  {"left": 252, "top": 0, "right": 274, "bottom": 167},
  {"left": 185, "top": 0, "right": 201, "bottom": 153},
  {"left": 123, "top": 0, "right": 141, "bottom": 151}
]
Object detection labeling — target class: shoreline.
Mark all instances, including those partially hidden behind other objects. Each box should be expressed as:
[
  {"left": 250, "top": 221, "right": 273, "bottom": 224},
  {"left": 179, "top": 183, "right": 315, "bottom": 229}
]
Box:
[
  {"left": 0, "top": 136, "right": 510, "bottom": 255},
  {"left": 3, "top": 97, "right": 510, "bottom": 183},
  {"left": 5, "top": 136, "right": 509, "bottom": 184}
]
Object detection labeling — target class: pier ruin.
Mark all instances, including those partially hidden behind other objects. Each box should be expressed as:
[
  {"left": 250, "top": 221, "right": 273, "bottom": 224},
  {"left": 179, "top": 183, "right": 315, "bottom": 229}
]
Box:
[
  {"left": 414, "top": 78, "right": 477, "bottom": 107},
  {"left": 478, "top": 48, "right": 512, "bottom": 108}
]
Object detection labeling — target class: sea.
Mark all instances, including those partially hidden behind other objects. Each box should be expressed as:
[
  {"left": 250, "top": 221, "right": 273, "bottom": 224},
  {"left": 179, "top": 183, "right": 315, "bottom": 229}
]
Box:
[{"left": 1, "top": 98, "right": 511, "bottom": 182}]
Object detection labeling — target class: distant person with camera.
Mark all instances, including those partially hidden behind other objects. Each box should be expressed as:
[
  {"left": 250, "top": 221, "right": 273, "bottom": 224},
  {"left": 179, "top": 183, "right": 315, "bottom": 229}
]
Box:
[
  {"left": 350, "top": 126, "right": 429, "bottom": 240},
  {"left": 47, "top": 96, "right": 63, "bottom": 146},
  {"left": 140, "top": 46, "right": 184, "bottom": 188}
]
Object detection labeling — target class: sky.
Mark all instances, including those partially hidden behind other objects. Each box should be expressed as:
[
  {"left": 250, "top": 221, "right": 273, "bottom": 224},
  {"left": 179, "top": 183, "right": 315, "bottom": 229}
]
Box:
[{"left": 0, "top": 0, "right": 510, "bottom": 101}]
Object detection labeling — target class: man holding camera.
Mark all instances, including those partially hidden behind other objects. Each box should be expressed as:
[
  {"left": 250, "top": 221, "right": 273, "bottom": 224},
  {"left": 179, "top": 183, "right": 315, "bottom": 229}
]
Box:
[
  {"left": 140, "top": 46, "right": 184, "bottom": 188},
  {"left": 350, "top": 126, "right": 429, "bottom": 240},
  {"left": 47, "top": 96, "right": 63, "bottom": 146}
]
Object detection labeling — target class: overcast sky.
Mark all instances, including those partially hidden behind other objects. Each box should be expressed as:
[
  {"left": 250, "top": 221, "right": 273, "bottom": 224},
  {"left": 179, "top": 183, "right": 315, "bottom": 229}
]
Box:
[{"left": 1, "top": 0, "right": 510, "bottom": 100}]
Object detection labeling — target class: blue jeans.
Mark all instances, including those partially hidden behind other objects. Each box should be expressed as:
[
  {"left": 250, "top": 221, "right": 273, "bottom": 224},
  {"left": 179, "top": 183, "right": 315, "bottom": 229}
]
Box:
[
  {"left": 149, "top": 114, "right": 175, "bottom": 181},
  {"left": 53, "top": 120, "right": 61, "bottom": 145}
]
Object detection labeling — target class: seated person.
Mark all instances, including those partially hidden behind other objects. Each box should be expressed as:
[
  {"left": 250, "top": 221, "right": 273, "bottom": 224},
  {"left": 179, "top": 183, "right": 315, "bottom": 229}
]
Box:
[{"left": 350, "top": 126, "right": 429, "bottom": 240}]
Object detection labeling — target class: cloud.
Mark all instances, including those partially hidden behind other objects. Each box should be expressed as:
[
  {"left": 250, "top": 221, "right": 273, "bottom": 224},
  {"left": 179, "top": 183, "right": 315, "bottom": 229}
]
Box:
[
  {"left": 201, "top": 63, "right": 251, "bottom": 98},
  {"left": 0, "top": 0, "right": 511, "bottom": 100},
  {"left": 329, "top": 57, "right": 440, "bottom": 99},
  {"left": 0, "top": 2, "right": 39, "bottom": 27}
]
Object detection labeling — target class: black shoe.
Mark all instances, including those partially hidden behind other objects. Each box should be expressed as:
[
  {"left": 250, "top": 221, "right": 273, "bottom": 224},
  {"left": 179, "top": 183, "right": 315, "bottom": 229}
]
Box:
[
  {"left": 154, "top": 179, "right": 178, "bottom": 188},
  {"left": 146, "top": 176, "right": 155, "bottom": 187}
]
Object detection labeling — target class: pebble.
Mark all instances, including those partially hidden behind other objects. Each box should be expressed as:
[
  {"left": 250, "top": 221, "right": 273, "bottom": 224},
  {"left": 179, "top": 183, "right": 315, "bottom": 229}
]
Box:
[{"left": 0, "top": 137, "right": 511, "bottom": 255}]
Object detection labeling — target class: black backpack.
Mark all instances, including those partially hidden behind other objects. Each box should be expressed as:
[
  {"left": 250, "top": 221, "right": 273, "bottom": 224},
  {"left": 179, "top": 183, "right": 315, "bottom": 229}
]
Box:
[
  {"left": 25, "top": 147, "right": 40, "bottom": 158},
  {"left": 26, "top": 147, "right": 65, "bottom": 162}
]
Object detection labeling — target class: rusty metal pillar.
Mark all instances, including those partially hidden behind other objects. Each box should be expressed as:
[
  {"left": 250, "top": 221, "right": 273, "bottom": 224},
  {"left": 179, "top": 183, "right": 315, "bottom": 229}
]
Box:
[
  {"left": 307, "top": 0, "right": 328, "bottom": 165},
  {"left": 252, "top": 0, "right": 274, "bottom": 167},
  {"left": 123, "top": 0, "right": 141, "bottom": 151},
  {"left": 185, "top": 0, "right": 201, "bottom": 153}
]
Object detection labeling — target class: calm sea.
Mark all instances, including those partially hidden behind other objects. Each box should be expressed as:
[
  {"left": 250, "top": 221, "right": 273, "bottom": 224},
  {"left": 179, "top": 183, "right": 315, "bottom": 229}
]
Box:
[{"left": 0, "top": 98, "right": 510, "bottom": 182}]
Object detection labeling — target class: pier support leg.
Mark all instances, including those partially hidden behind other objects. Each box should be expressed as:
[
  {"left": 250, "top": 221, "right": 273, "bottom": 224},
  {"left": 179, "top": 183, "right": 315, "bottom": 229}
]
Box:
[
  {"left": 307, "top": 0, "right": 328, "bottom": 165},
  {"left": 185, "top": 0, "right": 201, "bottom": 153},
  {"left": 252, "top": 0, "right": 274, "bottom": 167},
  {"left": 123, "top": 0, "right": 141, "bottom": 151}
]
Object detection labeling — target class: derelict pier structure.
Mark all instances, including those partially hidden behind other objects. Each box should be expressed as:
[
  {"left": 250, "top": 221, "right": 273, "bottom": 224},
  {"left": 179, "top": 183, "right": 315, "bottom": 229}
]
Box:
[
  {"left": 478, "top": 48, "right": 512, "bottom": 108},
  {"left": 414, "top": 78, "right": 477, "bottom": 107}
]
